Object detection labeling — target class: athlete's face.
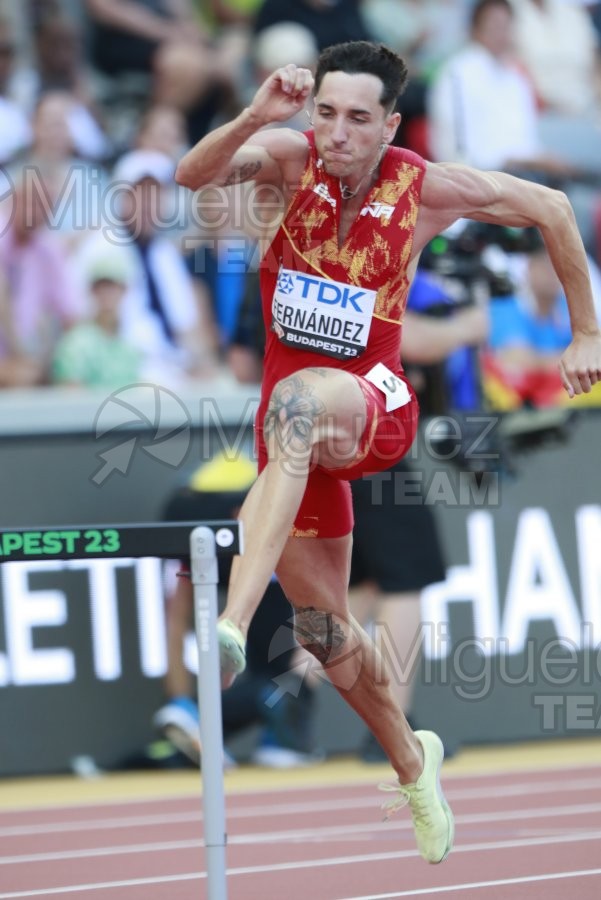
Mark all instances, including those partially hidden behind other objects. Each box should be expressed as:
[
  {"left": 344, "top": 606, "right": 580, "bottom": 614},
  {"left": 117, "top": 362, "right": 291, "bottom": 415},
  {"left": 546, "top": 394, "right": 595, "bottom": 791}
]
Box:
[{"left": 311, "top": 71, "right": 400, "bottom": 179}]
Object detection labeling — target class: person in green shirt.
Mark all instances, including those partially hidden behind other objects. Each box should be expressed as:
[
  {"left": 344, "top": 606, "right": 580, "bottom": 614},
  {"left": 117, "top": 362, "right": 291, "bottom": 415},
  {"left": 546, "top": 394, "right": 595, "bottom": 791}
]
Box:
[{"left": 53, "top": 249, "right": 142, "bottom": 389}]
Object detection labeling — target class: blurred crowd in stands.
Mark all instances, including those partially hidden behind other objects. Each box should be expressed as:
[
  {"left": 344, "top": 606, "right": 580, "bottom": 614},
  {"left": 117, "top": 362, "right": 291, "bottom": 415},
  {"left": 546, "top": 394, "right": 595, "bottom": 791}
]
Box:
[{"left": 1, "top": 0, "right": 601, "bottom": 410}]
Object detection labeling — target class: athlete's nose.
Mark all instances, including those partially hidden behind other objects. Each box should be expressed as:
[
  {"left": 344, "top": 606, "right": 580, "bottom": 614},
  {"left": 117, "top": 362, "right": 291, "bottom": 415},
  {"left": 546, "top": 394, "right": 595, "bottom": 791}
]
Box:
[{"left": 331, "top": 116, "right": 348, "bottom": 144}]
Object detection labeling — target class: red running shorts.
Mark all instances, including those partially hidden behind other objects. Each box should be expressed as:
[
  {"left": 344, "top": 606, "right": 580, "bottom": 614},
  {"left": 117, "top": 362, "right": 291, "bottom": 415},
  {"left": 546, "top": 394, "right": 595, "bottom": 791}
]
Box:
[{"left": 256, "top": 373, "right": 419, "bottom": 538}]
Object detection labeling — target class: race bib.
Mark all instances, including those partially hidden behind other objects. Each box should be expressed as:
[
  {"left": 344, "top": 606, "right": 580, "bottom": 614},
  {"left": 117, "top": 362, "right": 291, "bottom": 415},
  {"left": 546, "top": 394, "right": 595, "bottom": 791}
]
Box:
[
  {"left": 365, "top": 362, "right": 412, "bottom": 411},
  {"left": 271, "top": 268, "right": 376, "bottom": 360}
]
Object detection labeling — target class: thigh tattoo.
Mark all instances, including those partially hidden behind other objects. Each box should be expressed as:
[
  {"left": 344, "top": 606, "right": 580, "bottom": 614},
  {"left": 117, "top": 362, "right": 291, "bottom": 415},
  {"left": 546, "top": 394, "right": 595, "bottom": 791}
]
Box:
[{"left": 264, "top": 374, "right": 326, "bottom": 455}]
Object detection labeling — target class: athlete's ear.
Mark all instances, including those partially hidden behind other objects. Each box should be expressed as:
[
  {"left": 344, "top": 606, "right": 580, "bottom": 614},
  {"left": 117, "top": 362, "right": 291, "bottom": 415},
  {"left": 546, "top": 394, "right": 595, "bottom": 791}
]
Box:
[{"left": 384, "top": 110, "right": 401, "bottom": 144}]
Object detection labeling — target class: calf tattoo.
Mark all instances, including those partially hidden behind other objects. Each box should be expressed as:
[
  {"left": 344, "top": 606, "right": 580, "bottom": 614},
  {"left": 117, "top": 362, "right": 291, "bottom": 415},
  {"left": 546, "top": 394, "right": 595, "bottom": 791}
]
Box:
[
  {"left": 293, "top": 605, "right": 346, "bottom": 665},
  {"left": 264, "top": 374, "right": 326, "bottom": 454}
]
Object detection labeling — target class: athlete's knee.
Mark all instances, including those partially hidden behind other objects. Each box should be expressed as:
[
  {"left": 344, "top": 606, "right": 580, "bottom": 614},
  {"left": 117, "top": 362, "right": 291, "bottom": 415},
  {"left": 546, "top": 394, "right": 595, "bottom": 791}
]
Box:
[{"left": 264, "top": 372, "right": 327, "bottom": 456}]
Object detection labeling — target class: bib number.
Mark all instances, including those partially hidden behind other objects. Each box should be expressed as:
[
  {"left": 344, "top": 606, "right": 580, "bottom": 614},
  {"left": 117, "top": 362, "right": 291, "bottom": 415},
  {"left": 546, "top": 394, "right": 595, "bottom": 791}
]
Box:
[
  {"left": 272, "top": 267, "right": 376, "bottom": 361},
  {"left": 365, "top": 363, "right": 412, "bottom": 411}
]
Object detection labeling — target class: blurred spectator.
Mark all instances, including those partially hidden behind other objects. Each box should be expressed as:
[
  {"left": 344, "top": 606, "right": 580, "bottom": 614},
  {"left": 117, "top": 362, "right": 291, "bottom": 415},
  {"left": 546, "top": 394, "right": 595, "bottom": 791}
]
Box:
[
  {"left": 362, "top": 0, "right": 470, "bottom": 76},
  {"left": 589, "top": 1, "right": 601, "bottom": 41},
  {"left": 0, "top": 168, "right": 84, "bottom": 386},
  {"left": 428, "top": 0, "right": 601, "bottom": 255},
  {"left": 21, "top": 91, "right": 110, "bottom": 249},
  {"left": 508, "top": 0, "right": 601, "bottom": 117},
  {"left": 84, "top": 0, "right": 235, "bottom": 143},
  {"left": 11, "top": 11, "right": 111, "bottom": 161},
  {"left": 197, "top": 0, "right": 263, "bottom": 31},
  {"left": 428, "top": 0, "right": 575, "bottom": 177},
  {"left": 52, "top": 243, "right": 142, "bottom": 387},
  {"left": 196, "top": 0, "right": 264, "bottom": 98},
  {"left": 226, "top": 268, "right": 262, "bottom": 382},
  {"left": 127, "top": 108, "right": 227, "bottom": 355},
  {"left": 250, "top": 22, "right": 318, "bottom": 121},
  {"left": 253, "top": 0, "right": 371, "bottom": 52},
  {"left": 0, "top": 17, "right": 32, "bottom": 164},
  {"left": 108, "top": 148, "right": 219, "bottom": 379},
  {"left": 135, "top": 102, "right": 189, "bottom": 161},
  {"left": 482, "top": 230, "right": 601, "bottom": 408}
]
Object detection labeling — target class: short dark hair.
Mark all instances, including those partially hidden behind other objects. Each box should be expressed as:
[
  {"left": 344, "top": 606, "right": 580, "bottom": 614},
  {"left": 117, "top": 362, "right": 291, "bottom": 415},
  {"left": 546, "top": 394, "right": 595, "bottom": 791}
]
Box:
[
  {"left": 314, "top": 41, "right": 408, "bottom": 111},
  {"left": 471, "top": 0, "right": 513, "bottom": 30}
]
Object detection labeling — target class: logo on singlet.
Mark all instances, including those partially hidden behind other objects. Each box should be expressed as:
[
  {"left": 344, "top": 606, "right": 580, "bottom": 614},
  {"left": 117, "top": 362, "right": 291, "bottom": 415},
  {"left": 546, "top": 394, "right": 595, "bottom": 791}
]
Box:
[
  {"left": 272, "top": 267, "right": 377, "bottom": 361},
  {"left": 360, "top": 202, "right": 395, "bottom": 221},
  {"left": 313, "top": 182, "right": 336, "bottom": 208},
  {"left": 277, "top": 271, "right": 295, "bottom": 295}
]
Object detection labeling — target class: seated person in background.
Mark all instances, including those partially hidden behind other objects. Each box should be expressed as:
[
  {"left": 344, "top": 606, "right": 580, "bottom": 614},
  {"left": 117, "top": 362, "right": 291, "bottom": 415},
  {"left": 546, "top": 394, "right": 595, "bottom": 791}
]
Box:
[
  {"left": 84, "top": 0, "right": 238, "bottom": 143},
  {"left": 154, "top": 451, "right": 320, "bottom": 769},
  {"left": 108, "top": 148, "right": 219, "bottom": 381},
  {"left": 22, "top": 91, "right": 111, "bottom": 252},
  {"left": 253, "top": 0, "right": 372, "bottom": 53},
  {"left": 134, "top": 102, "right": 189, "bottom": 161},
  {"left": 428, "top": 0, "right": 577, "bottom": 179},
  {"left": 0, "top": 168, "right": 83, "bottom": 387},
  {"left": 508, "top": 0, "right": 601, "bottom": 119},
  {"left": 429, "top": 0, "right": 601, "bottom": 257},
  {"left": 0, "top": 16, "right": 32, "bottom": 165},
  {"left": 52, "top": 245, "right": 142, "bottom": 388},
  {"left": 482, "top": 229, "right": 601, "bottom": 409},
  {"left": 12, "top": 11, "right": 111, "bottom": 161}
]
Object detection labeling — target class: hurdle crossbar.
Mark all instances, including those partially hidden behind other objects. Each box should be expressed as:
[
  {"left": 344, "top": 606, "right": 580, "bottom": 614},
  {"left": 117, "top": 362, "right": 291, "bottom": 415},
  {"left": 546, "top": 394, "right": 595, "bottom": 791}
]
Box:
[{"left": 0, "top": 520, "right": 242, "bottom": 561}]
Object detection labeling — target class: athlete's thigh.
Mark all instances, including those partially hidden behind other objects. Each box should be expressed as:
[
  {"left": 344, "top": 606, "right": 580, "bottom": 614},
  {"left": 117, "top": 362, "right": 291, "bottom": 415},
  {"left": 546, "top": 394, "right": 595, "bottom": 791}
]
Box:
[
  {"left": 275, "top": 532, "right": 353, "bottom": 615},
  {"left": 266, "top": 367, "right": 368, "bottom": 468}
]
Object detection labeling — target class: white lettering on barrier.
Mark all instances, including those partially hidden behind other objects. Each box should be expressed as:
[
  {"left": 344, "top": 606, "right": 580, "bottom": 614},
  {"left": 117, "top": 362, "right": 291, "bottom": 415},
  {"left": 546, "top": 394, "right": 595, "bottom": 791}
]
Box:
[
  {"left": 421, "top": 511, "right": 500, "bottom": 658},
  {"left": 66, "top": 558, "right": 131, "bottom": 681},
  {"left": 135, "top": 557, "right": 168, "bottom": 678},
  {"left": 577, "top": 505, "right": 601, "bottom": 645},
  {"left": 502, "top": 508, "right": 581, "bottom": 653},
  {"left": 422, "top": 505, "right": 601, "bottom": 659},
  {"left": 2, "top": 561, "right": 75, "bottom": 685}
]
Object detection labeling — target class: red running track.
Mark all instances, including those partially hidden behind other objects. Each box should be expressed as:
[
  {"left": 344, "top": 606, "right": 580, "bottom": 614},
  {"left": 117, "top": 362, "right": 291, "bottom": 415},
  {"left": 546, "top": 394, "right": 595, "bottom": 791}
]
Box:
[{"left": 1, "top": 762, "right": 601, "bottom": 899}]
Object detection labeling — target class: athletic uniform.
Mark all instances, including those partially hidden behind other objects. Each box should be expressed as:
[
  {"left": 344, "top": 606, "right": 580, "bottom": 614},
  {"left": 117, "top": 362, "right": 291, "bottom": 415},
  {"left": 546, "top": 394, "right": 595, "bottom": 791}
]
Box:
[{"left": 256, "top": 133, "right": 425, "bottom": 538}]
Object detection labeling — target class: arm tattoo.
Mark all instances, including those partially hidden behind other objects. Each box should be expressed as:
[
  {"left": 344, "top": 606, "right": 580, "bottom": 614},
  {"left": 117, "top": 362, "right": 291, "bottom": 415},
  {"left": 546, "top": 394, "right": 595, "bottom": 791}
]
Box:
[
  {"left": 293, "top": 605, "right": 347, "bottom": 665},
  {"left": 223, "top": 161, "right": 262, "bottom": 186},
  {"left": 264, "top": 374, "right": 325, "bottom": 454}
]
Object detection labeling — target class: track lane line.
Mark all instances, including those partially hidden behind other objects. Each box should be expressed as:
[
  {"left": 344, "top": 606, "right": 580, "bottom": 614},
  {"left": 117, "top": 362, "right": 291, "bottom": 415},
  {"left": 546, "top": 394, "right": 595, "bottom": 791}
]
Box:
[
  {"left": 335, "top": 867, "right": 601, "bottom": 898},
  {"left": 2, "top": 828, "right": 601, "bottom": 897},
  {"left": 2, "top": 800, "right": 601, "bottom": 858},
  {"left": 3, "top": 778, "right": 601, "bottom": 839}
]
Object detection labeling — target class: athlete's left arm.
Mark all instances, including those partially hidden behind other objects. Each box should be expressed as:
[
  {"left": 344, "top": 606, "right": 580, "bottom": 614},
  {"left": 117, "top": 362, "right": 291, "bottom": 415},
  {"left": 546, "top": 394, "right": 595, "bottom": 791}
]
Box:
[{"left": 413, "top": 161, "right": 601, "bottom": 397}]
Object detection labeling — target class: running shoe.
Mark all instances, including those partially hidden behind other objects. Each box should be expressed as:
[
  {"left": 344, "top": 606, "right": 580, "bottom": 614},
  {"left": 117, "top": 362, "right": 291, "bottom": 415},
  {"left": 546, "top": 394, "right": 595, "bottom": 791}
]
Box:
[
  {"left": 153, "top": 696, "right": 201, "bottom": 765},
  {"left": 218, "top": 618, "right": 246, "bottom": 687},
  {"left": 379, "top": 730, "right": 454, "bottom": 864},
  {"left": 153, "top": 696, "right": 236, "bottom": 769}
]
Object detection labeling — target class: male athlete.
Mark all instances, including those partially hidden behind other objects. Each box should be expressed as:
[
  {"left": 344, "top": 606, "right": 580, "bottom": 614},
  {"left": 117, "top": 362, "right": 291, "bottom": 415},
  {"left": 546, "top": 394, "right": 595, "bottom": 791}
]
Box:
[{"left": 176, "top": 41, "right": 601, "bottom": 864}]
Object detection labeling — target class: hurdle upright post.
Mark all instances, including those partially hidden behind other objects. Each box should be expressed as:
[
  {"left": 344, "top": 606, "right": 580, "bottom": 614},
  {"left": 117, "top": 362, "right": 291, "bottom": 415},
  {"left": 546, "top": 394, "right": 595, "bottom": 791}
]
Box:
[{"left": 190, "top": 525, "right": 228, "bottom": 900}]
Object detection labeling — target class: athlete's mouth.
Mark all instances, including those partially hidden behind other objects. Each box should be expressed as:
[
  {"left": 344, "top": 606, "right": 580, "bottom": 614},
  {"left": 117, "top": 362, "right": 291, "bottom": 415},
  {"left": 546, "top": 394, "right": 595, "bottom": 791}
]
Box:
[{"left": 324, "top": 148, "right": 351, "bottom": 159}]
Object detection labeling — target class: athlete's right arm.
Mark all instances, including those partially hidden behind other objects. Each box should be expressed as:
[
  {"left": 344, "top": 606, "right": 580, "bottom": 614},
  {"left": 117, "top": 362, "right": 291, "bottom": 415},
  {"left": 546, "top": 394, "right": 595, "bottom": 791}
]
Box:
[{"left": 175, "top": 65, "right": 313, "bottom": 192}]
